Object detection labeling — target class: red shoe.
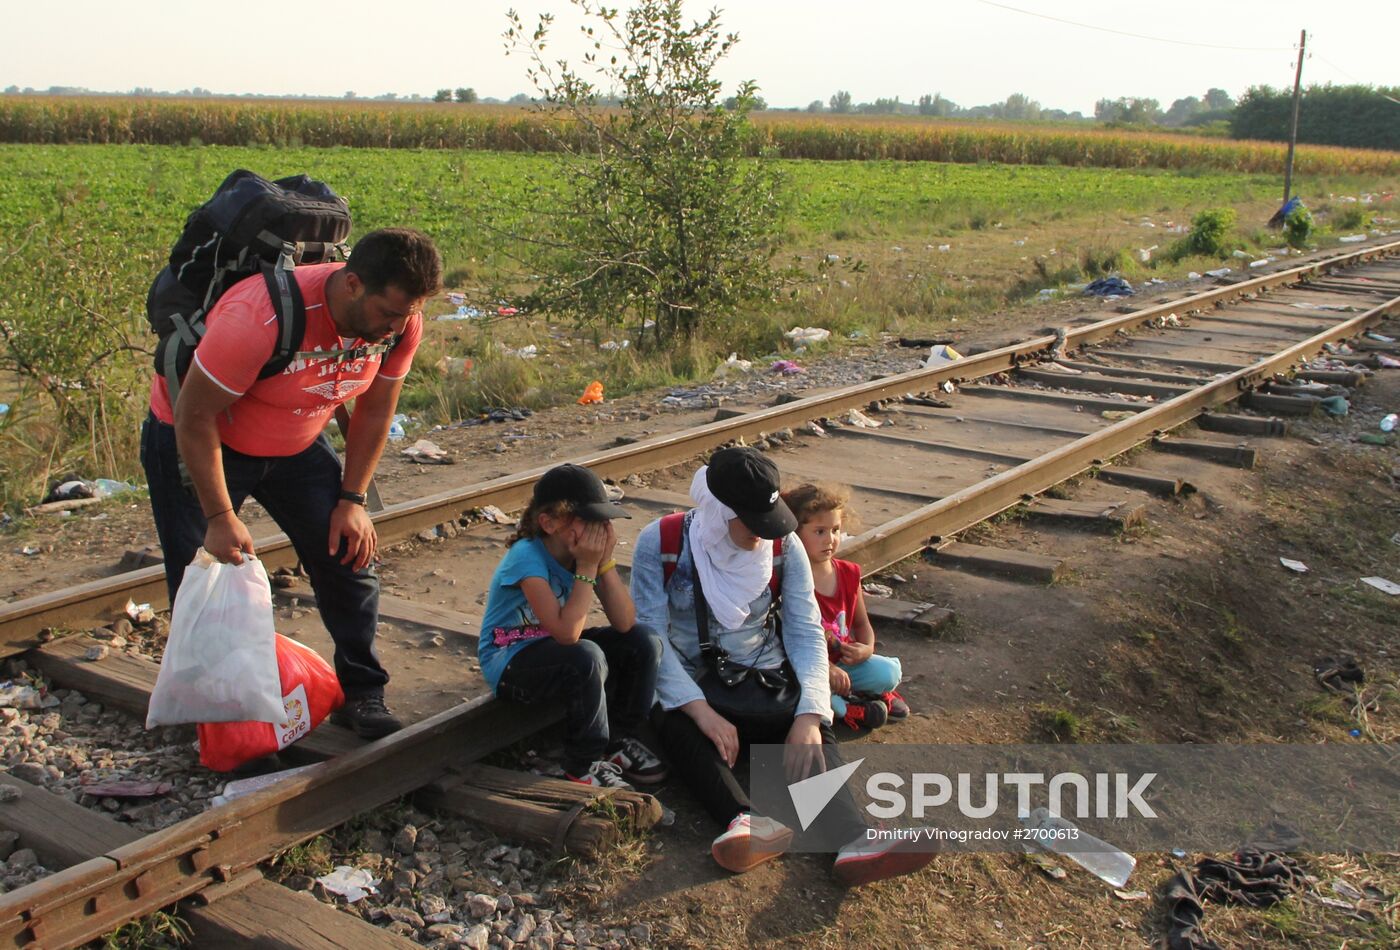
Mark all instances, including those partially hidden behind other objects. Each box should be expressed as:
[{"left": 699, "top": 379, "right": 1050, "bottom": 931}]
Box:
[
  {"left": 840, "top": 698, "right": 888, "bottom": 731},
  {"left": 711, "top": 813, "right": 793, "bottom": 873},
  {"left": 881, "top": 690, "right": 910, "bottom": 720}
]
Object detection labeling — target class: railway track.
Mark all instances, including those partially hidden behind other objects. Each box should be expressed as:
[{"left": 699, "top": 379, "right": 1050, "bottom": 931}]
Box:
[{"left": 1, "top": 239, "right": 1398, "bottom": 947}]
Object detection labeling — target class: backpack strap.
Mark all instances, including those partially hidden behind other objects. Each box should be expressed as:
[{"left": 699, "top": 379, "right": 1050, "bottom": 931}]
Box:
[
  {"left": 257, "top": 253, "right": 307, "bottom": 380},
  {"left": 659, "top": 511, "right": 686, "bottom": 586}
]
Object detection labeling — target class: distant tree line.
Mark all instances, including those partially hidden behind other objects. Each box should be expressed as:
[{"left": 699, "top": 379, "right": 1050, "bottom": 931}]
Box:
[
  {"left": 812, "top": 89, "right": 1085, "bottom": 121},
  {"left": 1231, "top": 84, "right": 1400, "bottom": 151}
]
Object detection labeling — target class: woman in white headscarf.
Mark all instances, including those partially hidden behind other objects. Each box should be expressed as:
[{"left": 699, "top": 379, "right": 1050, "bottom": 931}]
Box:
[{"left": 629, "top": 446, "right": 934, "bottom": 887}]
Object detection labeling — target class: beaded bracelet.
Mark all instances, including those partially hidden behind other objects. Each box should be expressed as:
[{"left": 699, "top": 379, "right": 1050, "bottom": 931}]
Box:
[{"left": 573, "top": 573, "right": 597, "bottom": 586}]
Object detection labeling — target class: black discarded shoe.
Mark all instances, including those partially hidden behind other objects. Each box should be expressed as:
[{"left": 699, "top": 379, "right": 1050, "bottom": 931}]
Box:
[{"left": 331, "top": 694, "right": 404, "bottom": 740}]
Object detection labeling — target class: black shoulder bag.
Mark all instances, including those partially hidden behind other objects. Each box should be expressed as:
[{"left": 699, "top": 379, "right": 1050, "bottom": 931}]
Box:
[{"left": 690, "top": 549, "right": 801, "bottom": 730}]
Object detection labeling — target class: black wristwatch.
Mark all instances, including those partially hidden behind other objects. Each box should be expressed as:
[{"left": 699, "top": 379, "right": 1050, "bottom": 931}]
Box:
[{"left": 338, "top": 489, "right": 368, "bottom": 506}]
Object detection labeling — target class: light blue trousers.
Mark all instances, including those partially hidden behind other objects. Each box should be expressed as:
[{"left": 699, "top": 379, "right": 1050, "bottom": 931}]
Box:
[{"left": 830, "top": 654, "right": 902, "bottom": 717}]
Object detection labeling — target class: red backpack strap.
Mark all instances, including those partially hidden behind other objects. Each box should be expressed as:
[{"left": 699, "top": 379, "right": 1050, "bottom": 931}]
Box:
[
  {"left": 770, "top": 536, "right": 784, "bottom": 595},
  {"left": 659, "top": 511, "right": 686, "bottom": 586}
]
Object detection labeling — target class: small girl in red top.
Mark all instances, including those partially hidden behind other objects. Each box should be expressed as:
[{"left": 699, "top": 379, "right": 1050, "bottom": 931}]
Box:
[{"left": 782, "top": 483, "right": 910, "bottom": 731}]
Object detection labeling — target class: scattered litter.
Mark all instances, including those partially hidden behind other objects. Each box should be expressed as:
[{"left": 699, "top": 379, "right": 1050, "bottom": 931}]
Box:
[
  {"left": 1365, "top": 331, "right": 1396, "bottom": 344},
  {"left": 1136, "top": 246, "right": 1154, "bottom": 263},
  {"left": 770, "top": 360, "right": 804, "bottom": 376},
  {"left": 1083, "top": 276, "right": 1135, "bottom": 298},
  {"left": 1377, "top": 354, "right": 1400, "bottom": 369},
  {"left": 1313, "top": 655, "right": 1364, "bottom": 693},
  {"left": 1036, "top": 288, "right": 1058, "bottom": 298},
  {"left": 1172, "top": 848, "right": 1189, "bottom": 859},
  {"left": 862, "top": 582, "right": 895, "bottom": 598},
  {"left": 1319, "top": 396, "right": 1350, "bottom": 417},
  {"left": 1101, "top": 410, "right": 1136, "bottom": 421},
  {"left": 80, "top": 779, "right": 173, "bottom": 798},
  {"left": 1043, "top": 362, "right": 1083, "bottom": 375},
  {"left": 1021, "top": 807, "right": 1135, "bottom": 887},
  {"left": 446, "top": 292, "right": 466, "bottom": 305},
  {"left": 435, "top": 305, "right": 483, "bottom": 321},
  {"left": 1187, "top": 272, "right": 1202, "bottom": 280},
  {"left": 478, "top": 505, "right": 517, "bottom": 526},
  {"left": 1279, "top": 557, "right": 1309, "bottom": 574},
  {"left": 1382, "top": 414, "right": 1398, "bottom": 433},
  {"left": 20, "top": 545, "right": 40, "bottom": 557},
  {"left": 1165, "top": 851, "right": 1303, "bottom": 950},
  {"left": 0, "top": 683, "right": 45, "bottom": 709},
  {"left": 713, "top": 353, "right": 753, "bottom": 378},
  {"left": 1021, "top": 846, "right": 1066, "bottom": 880},
  {"left": 316, "top": 866, "right": 380, "bottom": 903},
  {"left": 497, "top": 306, "right": 519, "bottom": 316},
  {"left": 0, "top": 786, "right": 19, "bottom": 803},
  {"left": 845, "top": 409, "right": 882, "bottom": 429},
  {"left": 48, "top": 480, "right": 94, "bottom": 502},
  {"left": 577, "top": 380, "right": 605, "bottom": 405},
  {"left": 1291, "top": 302, "right": 1360, "bottom": 312},
  {"left": 1349, "top": 728, "right": 1362, "bottom": 738},
  {"left": 941, "top": 380, "right": 956, "bottom": 394},
  {"left": 1231, "top": 249, "right": 1252, "bottom": 259},
  {"left": 0, "top": 403, "right": 8, "bottom": 415},
  {"left": 923, "top": 344, "right": 963, "bottom": 368},
  {"left": 785, "top": 327, "right": 831, "bottom": 345},
  {"left": 1332, "top": 879, "right": 1365, "bottom": 902},
  {"left": 1360, "top": 577, "right": 1400, "bottom": 596},
  {"left": 1151, "top": 313, "right": 1182, "bottom": 329},
  {"left": 388, "top": 413, "right": 408, "bottom": 441},
  {"left": 824, "top": 254, "right": 840, "bottom": 262},
  {"left": 124, "top": 599, "right": 155, "bottom": 624},
  {"left": 1113, "top": 889, "right": 1150, "bottom": 901},
  {"left": 499, "top": 344, "right": 537, "bottom": 359},
  {"left": 937, "top": 244, "right": 951, "bottom": 252},
  {"left": 1204, "top": 268, "right": 1232, "bottom": 278},
  {"left": 599, "top": 340, "right": 629, "bottom": 351},
  {"left": 436, "top": 356, "right": 472, "bottom": 377},
  {"left": 804, "top": 421, "right": 827, "bottom": 438},
  {"left": 210, "top": 764, "right": 318, "bottom": 807},
  {"left": 401, "top": 440, "right": 452, "bottom": 464},
  {"left": 1338, "top": 234, "right": 1367, "bottom": 243},
  {"left": 84, "top": 645, "right": 110, "bottom": 661},
  {"left": 1248, "top": 258, "right": 1272, "bottom": 268},
  {"left": 1360, "top": 433, "right": 1395, "bottom": 446}
]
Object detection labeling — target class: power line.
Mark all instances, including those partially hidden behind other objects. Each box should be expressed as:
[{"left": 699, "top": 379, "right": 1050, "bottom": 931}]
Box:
[
  {"left": 975, "top": 0, "right": 1289, "bottom": 53},
  {"left": 1312, "top": 48, "right": 1400, "bottom": 104}
]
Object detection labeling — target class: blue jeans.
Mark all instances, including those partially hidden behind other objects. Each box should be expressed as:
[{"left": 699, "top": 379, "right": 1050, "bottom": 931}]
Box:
[
  {"left": 830, "top": 654, "right": 902, "bottom": 718},
  {"left": 140, "top": 413, "right": 388, "bottom": 697},
  {"left": 495, "top": 625, "right": 663, "bottom": 775}
]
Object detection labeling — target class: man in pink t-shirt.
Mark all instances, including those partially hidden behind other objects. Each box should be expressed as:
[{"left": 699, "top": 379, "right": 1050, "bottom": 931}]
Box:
[{"left": 141, "top": 228, "right": 442, "bottom": 740}]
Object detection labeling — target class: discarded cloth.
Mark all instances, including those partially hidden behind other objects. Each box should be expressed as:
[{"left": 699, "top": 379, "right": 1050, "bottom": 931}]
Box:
[
  {"left": 578, "top": 380, "right": 605, "bottom": 405},
  {"left": 1083, "top": 276, "right": 1135, "bottom": 298},
  {"left": 1312, "top": 654, "right": 1364, "bottom": 693},
  {"left": 1164, "top": 850, "right": 1305, "bottom": 950}
]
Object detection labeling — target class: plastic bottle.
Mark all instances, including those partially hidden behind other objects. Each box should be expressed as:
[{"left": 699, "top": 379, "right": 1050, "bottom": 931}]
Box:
[
  {"left": 1382, "top": 414, "right": 1398, "bottom": 433},
  {"left": 1021, "top": 806, "right": 1137, "bottom": 888},
  {"left": 92, "top": 478, "right": 137, "bottom": 499}
]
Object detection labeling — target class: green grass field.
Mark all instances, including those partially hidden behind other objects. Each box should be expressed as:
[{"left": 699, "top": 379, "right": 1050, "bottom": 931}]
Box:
[{"left": 0, "top": 142, "right": 1395, "bottom": 509}]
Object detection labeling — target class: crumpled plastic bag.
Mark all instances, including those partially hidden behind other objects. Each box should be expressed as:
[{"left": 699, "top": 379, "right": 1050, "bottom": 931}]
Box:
[
  {"left": 923, "top": 344, "right": 962, "bottom": 368},
  {"left": 713, "top": 353, "right": 753, "bottom": 378},
  {"left": 785, "top": 326, "right": 831, "bottom": 345},
  {"left": 578, "top": 380, "right": 604, "bottom": 404},
  {"left": 316, "top": 865, "right": 380, "bottom": 903}
]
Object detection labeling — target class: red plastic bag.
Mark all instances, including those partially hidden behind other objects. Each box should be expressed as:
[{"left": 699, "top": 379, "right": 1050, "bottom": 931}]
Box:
[{"left": 197, "top": 634, "right": 344, "bottom": 772}]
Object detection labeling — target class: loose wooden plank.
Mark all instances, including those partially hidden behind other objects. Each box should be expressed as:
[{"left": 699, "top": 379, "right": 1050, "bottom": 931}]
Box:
[
  {"left": 1096, "top": 466, "right": 1192, "bottom": 497},
  {"left": 0, "top": 774, "right": 415, "bottom": 949},
  {"left": 863, "top": 597, "right": 956, "bottom": 636},
  {"left": 27, "top": 635, "right": 360, "bottom": 763},
  {"left": 1024, "top": 497, "right": 1146, "bottom": 532},
  {"left": 1151, "top": 436, "right": 1257, "bottom": 469},
  {"left": 929, "top": 541, "right": 1063, "bottom": 584}
]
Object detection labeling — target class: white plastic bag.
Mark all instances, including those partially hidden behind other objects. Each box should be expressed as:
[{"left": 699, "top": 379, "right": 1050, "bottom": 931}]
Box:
[{"left": 146, "top": 549, "right": 286, "bottom": 728}]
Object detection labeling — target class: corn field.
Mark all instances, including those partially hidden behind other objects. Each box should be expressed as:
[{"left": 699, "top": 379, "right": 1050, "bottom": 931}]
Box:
[{"left": 2, "top": 96, "right": 1398, "bottom": 176}]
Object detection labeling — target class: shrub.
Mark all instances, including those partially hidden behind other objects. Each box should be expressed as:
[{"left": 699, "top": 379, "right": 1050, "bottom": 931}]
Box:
[
  {"left": 1173, "top": 207, "right": 1236, "bottom": 259},
  {"left": 1284, "top": 205, "right": 1315, "bottom": 248}
]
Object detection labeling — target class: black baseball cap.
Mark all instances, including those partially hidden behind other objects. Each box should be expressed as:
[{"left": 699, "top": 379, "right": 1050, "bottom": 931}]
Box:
[
  {"left": 705, "top": 446, "right": 797, "bottom": 540},
  {"left": 532, "top": 464, "right": 630, "bottom": 521}
]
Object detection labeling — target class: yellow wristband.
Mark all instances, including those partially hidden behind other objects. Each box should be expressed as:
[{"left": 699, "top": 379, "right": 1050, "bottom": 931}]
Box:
[{"left": 599, "top": 559, "right": 617, "bottom": 576}]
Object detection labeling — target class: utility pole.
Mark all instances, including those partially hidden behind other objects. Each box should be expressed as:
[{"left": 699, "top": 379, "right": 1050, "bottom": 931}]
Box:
[{"left": 1282, "top": 28, "right": 1306, "bottom": 204}]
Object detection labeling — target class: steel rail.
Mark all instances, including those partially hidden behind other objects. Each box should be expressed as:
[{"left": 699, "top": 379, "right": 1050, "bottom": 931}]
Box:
[
  {"left": 840, "top": 292, "right": 1400, "bottom": 573},
  {"left": 1, "top": 239, "right": 1397, "bottom": 647},
  {"left": 0, "top": 696, "right": 559, "bottom": 948}
]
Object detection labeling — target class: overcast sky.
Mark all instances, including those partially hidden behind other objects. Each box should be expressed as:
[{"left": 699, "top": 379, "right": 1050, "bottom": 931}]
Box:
[{"left": 4, "top": 1, "right": 1393, "bottom": 113}]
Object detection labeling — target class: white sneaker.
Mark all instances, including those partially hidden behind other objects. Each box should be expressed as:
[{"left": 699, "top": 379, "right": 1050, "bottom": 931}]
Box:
[
  {"left": 832, "top": 828, "right": 937, "bottom": 886},
  {"left": 711, "top": 813, "right": 793, "bottom": 873},
  {"left": 566, "top": 760, "right": 634, "bottom": 791}
]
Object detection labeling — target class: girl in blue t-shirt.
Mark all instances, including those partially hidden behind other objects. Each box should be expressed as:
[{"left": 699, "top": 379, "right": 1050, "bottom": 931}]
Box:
[{"left": 478, "top": 463, "right": 665, "bottom": 789}]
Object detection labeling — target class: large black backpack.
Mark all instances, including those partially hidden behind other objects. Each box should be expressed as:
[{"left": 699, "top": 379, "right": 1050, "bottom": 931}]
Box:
[{"left": 146, "top": 170, "right": 354, "bottom": 406}]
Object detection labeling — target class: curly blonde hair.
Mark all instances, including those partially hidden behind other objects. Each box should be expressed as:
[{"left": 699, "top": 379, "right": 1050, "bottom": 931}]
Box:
[
  {"left": 781, "top": 482, "right": 855, "bottom": 528},
  {"left": 511, "top": 499, "right": 575, "bottom": 545}
]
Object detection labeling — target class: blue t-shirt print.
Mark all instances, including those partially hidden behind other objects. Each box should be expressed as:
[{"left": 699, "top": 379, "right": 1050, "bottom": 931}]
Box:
[{"left": 477, "top": 537, "right": 576, "bottom": 691}]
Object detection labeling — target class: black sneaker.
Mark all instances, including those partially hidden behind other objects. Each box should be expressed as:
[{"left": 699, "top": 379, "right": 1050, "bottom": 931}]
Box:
[
  {"left": 330, "top": 694, "right": 404, "bottom": 739},
  {"left": 606, "top": 736, "right": 668, "bottom": 784}
]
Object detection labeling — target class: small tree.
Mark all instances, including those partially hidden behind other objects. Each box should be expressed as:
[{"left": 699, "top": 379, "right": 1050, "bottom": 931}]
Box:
[
  {"left": 502, "top": 0, "right": 786, "bottom": 347},
  {"left": 433, "top": 88, "right": 453, "bottom": 102},
  {"left": 829, "top": 89, "right": 852, "bottom": 113},
  {"left": 455, "top": 87, "right": 478, "bottom": 103},
  {"left": 806, "top": 99, "right": 824, "bottom": 113}
]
